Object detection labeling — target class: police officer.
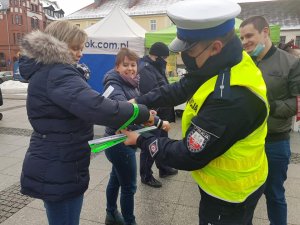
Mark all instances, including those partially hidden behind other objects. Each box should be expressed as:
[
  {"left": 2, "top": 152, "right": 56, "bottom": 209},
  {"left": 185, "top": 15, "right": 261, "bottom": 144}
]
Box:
[{"left": 123, "top": 0, "right": 269, "bottom": 224}]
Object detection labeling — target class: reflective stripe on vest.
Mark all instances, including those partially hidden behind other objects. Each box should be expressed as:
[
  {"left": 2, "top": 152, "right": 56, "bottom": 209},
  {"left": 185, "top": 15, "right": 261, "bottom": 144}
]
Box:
[{"left": 182, "top": 51, "right": 269, "bottom": 203}]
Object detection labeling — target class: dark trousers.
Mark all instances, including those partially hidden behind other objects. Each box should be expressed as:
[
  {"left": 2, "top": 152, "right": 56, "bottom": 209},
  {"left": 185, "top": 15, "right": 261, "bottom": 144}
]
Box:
[
  {"left": 264, "top": 140, "right": 290, "bottom": 225},
  {"left": 140, "top": 129, "right": 173, "bottom": 181},
  {"left": 44, "top": 194, "right": 83, "bottom": 225},
  {"left": 105, "top": 144, "right": 137, "bottom": 224},
  {"left": 198, "top": 183, "right": 265, "bottom": 225}
]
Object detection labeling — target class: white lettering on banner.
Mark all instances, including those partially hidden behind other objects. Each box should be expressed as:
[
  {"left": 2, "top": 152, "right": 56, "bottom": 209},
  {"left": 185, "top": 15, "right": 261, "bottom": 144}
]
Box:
[
  {"left": 83, "top": 37, "right": 144, "bottom": 56},
  {"left": 85, "top": 40, "right": 129, "bottom": 50}
]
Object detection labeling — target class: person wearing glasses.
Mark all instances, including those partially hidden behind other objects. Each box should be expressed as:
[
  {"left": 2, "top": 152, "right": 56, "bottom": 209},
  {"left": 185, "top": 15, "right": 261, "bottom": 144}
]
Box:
[{"left": 122, "top": 1, "right": 269, "bottom": 224}]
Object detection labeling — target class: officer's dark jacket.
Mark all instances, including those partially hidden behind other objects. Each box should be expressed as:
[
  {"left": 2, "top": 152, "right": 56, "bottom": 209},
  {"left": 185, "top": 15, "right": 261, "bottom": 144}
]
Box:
[
  {"left": 19, "top": 31, "right": 149, "bottom": 201},
  {"left": 135, "top": 35, "right": 268, "bottom": 171},
  {"left": 138, "top": 56, "right": 175, "bottom": 122}
]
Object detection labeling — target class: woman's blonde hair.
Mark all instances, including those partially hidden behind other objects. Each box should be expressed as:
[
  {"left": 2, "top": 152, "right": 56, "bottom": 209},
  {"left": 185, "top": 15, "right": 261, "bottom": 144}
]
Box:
[{"left": 44, "top": 20, "right": 87, "bottom": 46}]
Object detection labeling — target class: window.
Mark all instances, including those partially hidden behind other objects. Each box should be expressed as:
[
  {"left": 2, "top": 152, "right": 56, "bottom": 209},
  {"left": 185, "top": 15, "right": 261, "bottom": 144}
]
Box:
[
  {"left": 296, "top": 36, "right": 300, "bottom": 47},
  {"left": 150, "top": 20, "right": 156, "bottom": 31},
  {"left": 76, "top": 24, "right": 80, "bottom": 27},
  {"left": 15, "top": 15, "right": 20, "bottom": 24},
  {"left": 31, "top": 17, "right": 39, "bottom": 29},
  {"left": 14, "top": 0, "right": 19, "bottom": 6},
  {"left": 280, "top": 36, "right": 286, "bottom": 44},
  {"left": 13, "top": 33, "right": 16, "bottom": 44},
  {"left": 31, "top": 4, "right": 34, "bottom": 11},
  {"left": 16, "top": 33, "right": 21, "bottom": 44},
  {"left": 0, "top": 52, "right": 6, "bottom": 67}
]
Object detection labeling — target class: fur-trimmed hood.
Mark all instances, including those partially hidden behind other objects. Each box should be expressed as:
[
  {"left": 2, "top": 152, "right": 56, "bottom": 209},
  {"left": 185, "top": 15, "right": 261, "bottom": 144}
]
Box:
[
  {"left": 19, "top": 31, "right": 75, "bottom": 80},
  {"left": 20, "top": 30, "right": 74, "bottom": 65}
]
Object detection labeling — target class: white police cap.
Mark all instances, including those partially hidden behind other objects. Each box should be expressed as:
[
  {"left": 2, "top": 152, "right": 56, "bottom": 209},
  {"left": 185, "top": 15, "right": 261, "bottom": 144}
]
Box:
[{"left": 167, "top": 0, "right": 241, "bottom": 52}]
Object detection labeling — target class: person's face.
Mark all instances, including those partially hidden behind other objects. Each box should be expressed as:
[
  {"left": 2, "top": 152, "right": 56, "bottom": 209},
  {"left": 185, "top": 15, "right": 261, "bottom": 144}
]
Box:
[
  {"left": 239, "top": 24, "right": 268, "bottom": 54},
  {"left": 69, "top": 42, "right": 84, "bottom": 62},
  {"left": 185, "top": 41, "right": 213, "bottom": 68},
  {"left": 116, "top": 56, "right": 137, "bottom": 78}
]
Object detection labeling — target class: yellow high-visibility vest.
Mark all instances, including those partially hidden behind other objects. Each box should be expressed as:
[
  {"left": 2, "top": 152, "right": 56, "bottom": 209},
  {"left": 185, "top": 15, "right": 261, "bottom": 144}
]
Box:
[{"left": 182, "top": 51, "right": 269, "bottom": 203}]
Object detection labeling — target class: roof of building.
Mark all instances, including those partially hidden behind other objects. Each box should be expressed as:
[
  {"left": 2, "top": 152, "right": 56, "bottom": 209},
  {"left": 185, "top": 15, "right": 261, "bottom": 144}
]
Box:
[
  {"left": 40, "top": 0, "right": 64, "bottom": 20},
  {"left": 40, "top": 0, "right": 63, "bottom": 12},
  {"left": 238, "top": 0, "right": 300, "bottom": 30},
  {"left": 65, "top": 0, "right": 300, "bottom": 30},
  {"left": 65, "top": 0, "right": 180, "bottom": 19},
  {"left": 0, "top": 0, "right": 9, "bottom": 11}
]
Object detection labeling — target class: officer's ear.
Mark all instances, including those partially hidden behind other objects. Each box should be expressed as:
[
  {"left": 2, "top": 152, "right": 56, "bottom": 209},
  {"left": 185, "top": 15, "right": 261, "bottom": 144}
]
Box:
[{"left": 210, "top": 40, "right": 223, "bottom": 56}]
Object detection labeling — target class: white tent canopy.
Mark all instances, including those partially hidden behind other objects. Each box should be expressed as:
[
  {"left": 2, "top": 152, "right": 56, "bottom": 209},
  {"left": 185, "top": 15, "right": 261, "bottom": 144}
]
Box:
[
  {"left": 81, "top": 6, "right": 146, "bottom": 92},
  {"left": 83, "top": 6, "right": 146, "bottom": 56}
]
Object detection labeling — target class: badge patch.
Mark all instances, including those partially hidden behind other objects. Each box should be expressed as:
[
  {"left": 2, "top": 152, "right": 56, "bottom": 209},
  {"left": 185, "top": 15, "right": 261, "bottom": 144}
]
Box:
[
  {"left": 149, "top": 139, "right": 159, "bottom": 157},
  {"left": 187, "top": 128, "right": 210, "bottom": 153}
]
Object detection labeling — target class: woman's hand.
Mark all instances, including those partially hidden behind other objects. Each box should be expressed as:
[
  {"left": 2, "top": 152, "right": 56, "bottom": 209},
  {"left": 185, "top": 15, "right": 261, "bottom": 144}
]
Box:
[
  {"left": 128, "top": 98, "right": 136, "bottom": 104},
  {"left": 143, "top": 110, "right": 157, "bottom": 127},
  {"left": 121, "top": 130, "right": 140, "bottom": 145},
  {"left": 162, "top": 121, "right": 171, "bottom": 132}
]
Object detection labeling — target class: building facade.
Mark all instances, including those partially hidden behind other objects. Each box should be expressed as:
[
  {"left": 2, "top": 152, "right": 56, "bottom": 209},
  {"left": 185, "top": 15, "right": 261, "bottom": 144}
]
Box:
[
  {"left": 0, "top": 0, "right": 46, "bottom": 71},
  {"left": 65, "top": 0, "right": 300, "bottom": 48},
  {"left": 64, "top": 0, "right": 175, "bottom": 32}
]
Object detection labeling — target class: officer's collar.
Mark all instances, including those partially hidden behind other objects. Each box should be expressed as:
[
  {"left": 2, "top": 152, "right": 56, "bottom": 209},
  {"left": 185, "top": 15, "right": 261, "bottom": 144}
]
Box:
[{"left": 186, "top": 35, "right": 243, "bottom": 78}]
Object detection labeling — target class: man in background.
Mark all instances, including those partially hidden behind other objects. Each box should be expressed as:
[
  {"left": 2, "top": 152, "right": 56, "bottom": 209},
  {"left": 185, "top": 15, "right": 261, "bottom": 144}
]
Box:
[
  {"left": 240, "top": 15, "right": 300, "bottom": 225},
  {"left": 138, "top": 42, "right": 177, "bottom": 188}
]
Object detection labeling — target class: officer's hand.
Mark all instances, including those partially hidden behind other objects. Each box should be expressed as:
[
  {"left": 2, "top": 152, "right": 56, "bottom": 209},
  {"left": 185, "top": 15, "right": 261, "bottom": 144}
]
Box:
[{"left": 121, "top": 130, "right": 140, "bottom": 145}]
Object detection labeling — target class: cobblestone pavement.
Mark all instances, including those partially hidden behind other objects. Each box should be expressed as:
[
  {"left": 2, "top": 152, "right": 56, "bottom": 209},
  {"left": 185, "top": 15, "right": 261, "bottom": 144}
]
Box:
[
  {"left": 0, "top": 184, "right": 32, "bottom": 223},
  {"left": 0, "top": 125, "right": 300, "bottom": 223},
  {"left": 1, "top": 99, "right": 300, "bottom": 225}
]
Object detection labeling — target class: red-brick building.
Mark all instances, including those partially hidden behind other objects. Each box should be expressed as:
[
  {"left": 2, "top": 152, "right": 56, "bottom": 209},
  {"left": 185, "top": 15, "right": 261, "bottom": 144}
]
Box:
[{"left": 0, "top": 0, "right": 46, "bottom": 71}]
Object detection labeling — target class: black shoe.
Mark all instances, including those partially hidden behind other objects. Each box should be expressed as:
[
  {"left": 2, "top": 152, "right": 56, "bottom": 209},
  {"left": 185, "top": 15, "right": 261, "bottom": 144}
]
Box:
[
  {"left": 141, "top": 176, "right": 162, "bottom": 188},
  {"left": 105, "top": 210, "right": 125, "bottom": 225},
  {"left": 0, "top": 113, "right": 2, "bottom": 120},
  {"left": 159, "top": 168, "right": 178, "bottom": 178}
]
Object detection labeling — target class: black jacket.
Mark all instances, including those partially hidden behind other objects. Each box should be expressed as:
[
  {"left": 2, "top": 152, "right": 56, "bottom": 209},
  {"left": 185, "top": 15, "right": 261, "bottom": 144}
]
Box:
[
  {"left": 103, "top": 69, "right": 141, "bottom": 135},
  {"left": 138, "top": 56, "right": 175, "bottom": 122},
  {"left": 135, "top": 35, "right": 268, "bottom": 171},
  {"left": 254, "top": 45, "right": 300, "bottom": 141},
  {"left": 19, "top": 31, "right": 149, "bottom": 201}
]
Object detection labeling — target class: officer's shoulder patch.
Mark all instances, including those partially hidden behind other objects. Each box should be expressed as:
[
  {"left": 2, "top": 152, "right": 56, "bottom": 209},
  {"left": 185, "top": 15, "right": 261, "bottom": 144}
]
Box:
[
  {"left": 149, "top": 139, "right": 159, "bottom": 157},
  {"left": 187, "top": 127, "right": 210, "bottom": 153}
]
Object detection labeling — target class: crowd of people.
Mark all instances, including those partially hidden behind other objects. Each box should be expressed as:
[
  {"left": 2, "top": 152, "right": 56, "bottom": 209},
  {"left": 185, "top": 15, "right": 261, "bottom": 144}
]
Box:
[{"left": 13, "top": 0, "right": 300, "bottom": 225}]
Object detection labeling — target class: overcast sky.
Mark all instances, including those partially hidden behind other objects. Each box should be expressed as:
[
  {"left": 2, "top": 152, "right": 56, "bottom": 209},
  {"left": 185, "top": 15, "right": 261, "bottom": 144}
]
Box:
[{"left": 56, "top": 0, "right": 268, "bottom": 16}]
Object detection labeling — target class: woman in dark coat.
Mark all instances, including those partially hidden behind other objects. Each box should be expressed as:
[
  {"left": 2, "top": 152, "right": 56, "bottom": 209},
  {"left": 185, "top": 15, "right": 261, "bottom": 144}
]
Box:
[
  {"left": 19, "top": 21, "right": 152, "bottom": 225},
  {"left": 103, "top": 48, "right": 169, "bottom": 225}
]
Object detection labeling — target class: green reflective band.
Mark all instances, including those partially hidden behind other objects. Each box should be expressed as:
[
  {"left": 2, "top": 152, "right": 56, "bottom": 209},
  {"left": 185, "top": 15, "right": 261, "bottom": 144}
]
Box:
[
  {"left": 89, "top": 126, "right": 157, "bottom": 153},
  {"left": 118, "top": 103, "right": 139, "bottom": 130},
  {"left": 90, "top": 137, "right": 127, "bottom": 153}
]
